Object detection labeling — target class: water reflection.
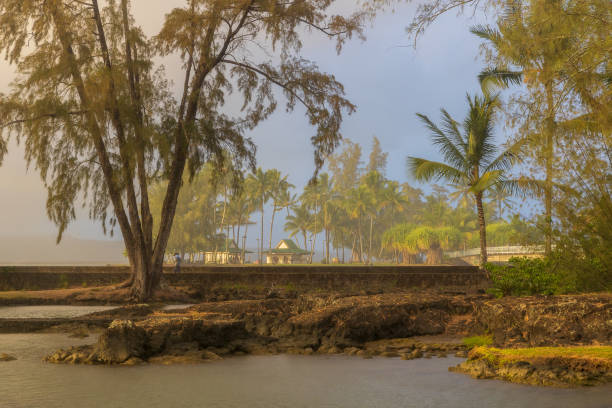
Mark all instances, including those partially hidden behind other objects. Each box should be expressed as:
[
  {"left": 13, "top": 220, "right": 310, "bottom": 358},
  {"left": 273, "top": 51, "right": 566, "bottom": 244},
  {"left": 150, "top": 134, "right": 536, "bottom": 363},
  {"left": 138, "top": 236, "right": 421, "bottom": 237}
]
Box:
[{"left": 0, "top": 306, "right": 117, "bottom": 319}]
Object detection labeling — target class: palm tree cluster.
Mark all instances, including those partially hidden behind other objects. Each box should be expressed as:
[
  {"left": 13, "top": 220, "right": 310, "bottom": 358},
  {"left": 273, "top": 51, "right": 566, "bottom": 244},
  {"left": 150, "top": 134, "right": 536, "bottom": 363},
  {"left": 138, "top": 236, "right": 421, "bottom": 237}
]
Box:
[
  {"left": 382, "top": 224, "right": 461, "bottom": 265},
  {"left": 151, "top": 135, "right": 541, "bottom": 265}
]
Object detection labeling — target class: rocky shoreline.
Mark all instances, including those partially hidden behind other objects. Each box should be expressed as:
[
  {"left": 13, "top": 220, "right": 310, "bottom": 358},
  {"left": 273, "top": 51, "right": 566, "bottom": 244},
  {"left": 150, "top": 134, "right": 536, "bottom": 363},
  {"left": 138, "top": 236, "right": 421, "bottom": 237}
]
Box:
[
  {"left": 44, "top": 293, "right": 478, "bottom": 365},
  {"left": 39, "top": 292, "right": 612, "bottom": 388}
]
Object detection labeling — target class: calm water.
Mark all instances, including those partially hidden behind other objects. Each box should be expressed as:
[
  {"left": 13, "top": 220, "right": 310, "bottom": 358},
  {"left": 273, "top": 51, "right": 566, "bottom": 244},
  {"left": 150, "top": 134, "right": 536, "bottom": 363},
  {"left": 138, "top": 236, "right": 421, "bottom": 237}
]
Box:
[
  {"left": 1, "top": 333, "right": 611, "bottom": 408},
  {"left": 0, "top": 306, "right": 117, "bottom": 319}
]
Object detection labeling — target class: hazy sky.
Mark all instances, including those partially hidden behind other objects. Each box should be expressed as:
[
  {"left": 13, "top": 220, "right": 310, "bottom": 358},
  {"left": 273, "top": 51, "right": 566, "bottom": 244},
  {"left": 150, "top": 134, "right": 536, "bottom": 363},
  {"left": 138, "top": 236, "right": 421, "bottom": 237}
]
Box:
[{"left": 0, "top": 1, "right": 496, "bottom": 250}]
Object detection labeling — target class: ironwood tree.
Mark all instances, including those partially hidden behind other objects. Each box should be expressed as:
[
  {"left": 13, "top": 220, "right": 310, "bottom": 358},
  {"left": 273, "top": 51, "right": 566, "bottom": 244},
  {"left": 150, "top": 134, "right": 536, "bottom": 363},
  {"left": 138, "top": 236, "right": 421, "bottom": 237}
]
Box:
[{"left": 0, "top": 0, "right": 363, "bottom": 300}]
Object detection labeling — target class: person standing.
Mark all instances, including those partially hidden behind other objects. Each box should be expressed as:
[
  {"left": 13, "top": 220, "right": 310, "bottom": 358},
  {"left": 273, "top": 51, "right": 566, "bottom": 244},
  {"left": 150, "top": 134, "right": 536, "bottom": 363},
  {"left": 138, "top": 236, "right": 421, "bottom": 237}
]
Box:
[{"left": 173, "top": 253, "right": 181, "bottom": 273}]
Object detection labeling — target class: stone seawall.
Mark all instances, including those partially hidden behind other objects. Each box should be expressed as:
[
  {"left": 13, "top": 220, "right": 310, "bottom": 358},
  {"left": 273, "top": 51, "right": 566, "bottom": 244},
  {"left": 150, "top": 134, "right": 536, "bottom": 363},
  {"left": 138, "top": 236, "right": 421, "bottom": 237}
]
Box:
[{"left": 0, "top": 265, "right": 485, "bottom": 292}]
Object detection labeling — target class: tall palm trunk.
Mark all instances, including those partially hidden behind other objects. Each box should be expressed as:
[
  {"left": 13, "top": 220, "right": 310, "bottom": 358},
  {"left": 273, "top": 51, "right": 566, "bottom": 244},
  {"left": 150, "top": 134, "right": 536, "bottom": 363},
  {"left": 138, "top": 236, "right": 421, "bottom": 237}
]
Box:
[
  {"left": 269, "top": 206, "right": 277, "bottom": 251},
  {"left": 260, "top": 196, "right": 264, "bottom": 264},
  {"left": 358, "top": 217, "right": 364, "bottom": 263},
  {"left": 544, "top": 81, "right": 555, "bottom": 255},
  {"left": 368, "top": 215, "right": 373, "bottom": 264},
  {"left": 324, "top": 206, "right": 330, "bottom": 263},
  {"left": 215, "top": 185, "right": 228, "bottom": 263},
  {"left": 475, "top": 192, "right": 488, "bottom": 269},
  {"left": 236, "top": 212, "right": 242, "bottom": 261},
  {"left": 242, "top": 221, "right": 250, "bottom": 264}
]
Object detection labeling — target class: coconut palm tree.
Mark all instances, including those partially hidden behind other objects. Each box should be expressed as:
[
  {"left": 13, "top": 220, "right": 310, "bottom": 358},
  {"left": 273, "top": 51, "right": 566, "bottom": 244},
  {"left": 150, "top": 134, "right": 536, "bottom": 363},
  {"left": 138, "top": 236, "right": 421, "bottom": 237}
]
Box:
[
  {"left": 249, "top": 168, "right": 274, "bottom": 263},
  {"left": 344, "top": 186, "right": 373, "bottom": 263},
  {"left": 376, "top": 179, "right": 407, "bottom": 259},
  {"left": 361, "top": 171, "right": 385, "bottom": 264},
  {"left": 284, "top": 203, "right": 313, "bottom": 251},
  {"left": 300, "top": 173, "right": 335, "bottom": 263},
  {"left": 407, "top": 93, "right": 524, "bottom": 267},
  {"left": 268, "top": 171, "right": 295, "bottom": 251}
]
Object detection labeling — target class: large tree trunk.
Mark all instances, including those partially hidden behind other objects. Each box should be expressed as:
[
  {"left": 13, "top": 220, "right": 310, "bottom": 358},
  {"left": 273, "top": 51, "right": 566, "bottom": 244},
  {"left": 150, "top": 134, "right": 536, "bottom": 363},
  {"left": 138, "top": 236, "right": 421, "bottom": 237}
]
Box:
[
  {"left": 130, "top": 246, "right": 156, "bottom": 301},
  {"left": 475, "top": 192, "right": 488, "bottom": 269},
  {"left": 52, "top": 0, "right": 245, "bottom": 301}
]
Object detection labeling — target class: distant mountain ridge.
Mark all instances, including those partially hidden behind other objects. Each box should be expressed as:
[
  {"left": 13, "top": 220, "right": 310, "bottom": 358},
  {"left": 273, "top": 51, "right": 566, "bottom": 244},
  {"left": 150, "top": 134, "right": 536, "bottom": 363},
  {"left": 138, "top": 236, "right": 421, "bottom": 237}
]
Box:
[{"left": 0, "top": 235, "right": 127, "bottom": 265}]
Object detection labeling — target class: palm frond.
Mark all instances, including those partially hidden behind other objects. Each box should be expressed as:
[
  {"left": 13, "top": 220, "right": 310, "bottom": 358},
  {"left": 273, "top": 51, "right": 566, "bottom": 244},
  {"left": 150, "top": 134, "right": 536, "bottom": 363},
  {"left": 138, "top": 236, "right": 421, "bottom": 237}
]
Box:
[
  {"left": 478, "top": 68, "right": 523, "bottom": 94},
  {"left": 416, "top": 113, "right": 466, "bottom": 171},
  {"left": 470, "top": 170, "right": 504, "bottom": 194},
  {"left": 501, "top": 177, "right": 576, "bottom": 199},
  {"left": 484, "top": 136, "right": 528, "bottom": 173},
  {"left": 470, "top": 24, "right": 502, "bottom": 43},
  {"left": 440, "top": 109, "right": 467, "bottom": 153},
  {"left": 407, "top": 157, "right": 466, "bottom": 184},
  {"left": 463, "top": 94, "right": 498, "bottom": 166},
  {"left": 496, "top": 178, "right": 545, "bottom": 199}
]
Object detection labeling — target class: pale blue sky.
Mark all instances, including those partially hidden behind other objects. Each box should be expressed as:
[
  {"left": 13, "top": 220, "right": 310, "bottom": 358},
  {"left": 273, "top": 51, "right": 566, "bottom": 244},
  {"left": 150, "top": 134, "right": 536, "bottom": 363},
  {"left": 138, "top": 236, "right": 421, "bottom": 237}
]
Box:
[{"left": 0, "top": 1, "right": 506, "bottom": 253}]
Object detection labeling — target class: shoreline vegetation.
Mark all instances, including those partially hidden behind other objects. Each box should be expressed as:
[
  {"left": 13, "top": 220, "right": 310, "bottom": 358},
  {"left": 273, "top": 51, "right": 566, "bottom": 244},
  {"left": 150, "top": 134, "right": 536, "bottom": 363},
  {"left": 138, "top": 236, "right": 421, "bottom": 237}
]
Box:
[
  {"left": 450, "top": 346, "right": 612, "bottom": 387},
  {"left": 3, "top": 287, "right": 604, "bottom": 388}
]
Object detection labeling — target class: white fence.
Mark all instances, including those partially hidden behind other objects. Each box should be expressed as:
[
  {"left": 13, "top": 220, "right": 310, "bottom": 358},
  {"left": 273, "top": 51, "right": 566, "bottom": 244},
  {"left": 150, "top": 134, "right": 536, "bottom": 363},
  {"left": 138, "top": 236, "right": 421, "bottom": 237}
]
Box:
[{"left": 445, "top": 245, "right": 546, "bottom": 259}]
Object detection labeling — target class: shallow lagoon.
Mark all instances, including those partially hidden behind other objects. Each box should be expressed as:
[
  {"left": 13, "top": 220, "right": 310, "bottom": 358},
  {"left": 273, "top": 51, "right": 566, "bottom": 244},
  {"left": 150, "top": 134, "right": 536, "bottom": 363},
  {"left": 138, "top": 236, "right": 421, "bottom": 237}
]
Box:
[
  {"left": 0, "top": 305, "right": 117, "bottom": 319},
  {"left": 1, "top": 333, "right": 611, "bottom": 408}
]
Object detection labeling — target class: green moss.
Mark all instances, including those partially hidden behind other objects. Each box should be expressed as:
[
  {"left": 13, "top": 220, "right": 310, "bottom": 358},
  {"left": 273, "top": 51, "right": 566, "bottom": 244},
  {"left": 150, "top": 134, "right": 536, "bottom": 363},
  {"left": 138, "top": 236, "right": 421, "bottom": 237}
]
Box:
[
  {"left": 462, "top": 335, "right": 493, "bottom": 348},
  {"left": 472, "top": 346, "right": 612, "bottom": 367},
  {"left": 220, "top": 282, "right": 249, "bottom": 291},
  {"left": 283, "top": 283, "right": 297, "bottom": 291}
]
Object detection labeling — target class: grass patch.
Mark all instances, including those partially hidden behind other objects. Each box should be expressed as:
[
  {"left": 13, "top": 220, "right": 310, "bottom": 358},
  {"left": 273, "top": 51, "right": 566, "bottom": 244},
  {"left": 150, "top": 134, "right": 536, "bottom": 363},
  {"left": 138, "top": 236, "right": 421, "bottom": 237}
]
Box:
[
  {"left": 220, "top": 282, "right": 249, "bottom": 291},
  {"left": 462, "top": 335, "right": 493, "bottom": 348},
  {"left": 472, "top": 346, "right": 612, "bottom": 367}
]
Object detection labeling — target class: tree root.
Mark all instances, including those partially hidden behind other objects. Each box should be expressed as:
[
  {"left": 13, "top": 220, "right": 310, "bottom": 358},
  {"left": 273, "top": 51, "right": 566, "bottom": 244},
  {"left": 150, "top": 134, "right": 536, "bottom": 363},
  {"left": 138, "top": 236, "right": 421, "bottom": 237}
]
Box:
[{"left": 112, "top": 276, "right": 135, "bottom": 290}]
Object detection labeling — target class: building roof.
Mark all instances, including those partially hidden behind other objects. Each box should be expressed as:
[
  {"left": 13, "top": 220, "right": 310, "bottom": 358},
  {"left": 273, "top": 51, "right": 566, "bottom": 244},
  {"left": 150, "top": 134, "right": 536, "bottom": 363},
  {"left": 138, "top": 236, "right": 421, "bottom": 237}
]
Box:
[{"left": 264, "top": 239, "right": 310, "bottom": 255}]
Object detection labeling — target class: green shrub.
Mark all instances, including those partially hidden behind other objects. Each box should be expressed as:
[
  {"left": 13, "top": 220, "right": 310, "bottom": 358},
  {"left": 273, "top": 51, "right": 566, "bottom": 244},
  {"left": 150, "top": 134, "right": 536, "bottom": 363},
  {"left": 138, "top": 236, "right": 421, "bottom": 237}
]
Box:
[
  {"left": 550, "top": 248, "right": 611, "bottom": 293},
  {"left": 486, "top": 257, "right": 560, "bottom": 297},
  {"left": 462, "top": 335, "right": 493, "bottom": 348}
]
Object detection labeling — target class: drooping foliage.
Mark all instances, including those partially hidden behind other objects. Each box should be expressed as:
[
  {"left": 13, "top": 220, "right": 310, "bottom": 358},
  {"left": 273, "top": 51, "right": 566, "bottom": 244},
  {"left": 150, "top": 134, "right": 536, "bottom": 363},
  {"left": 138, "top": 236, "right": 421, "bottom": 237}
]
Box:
[{"left": 0, "top": 0, "right": 364, "bottom": 299}]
